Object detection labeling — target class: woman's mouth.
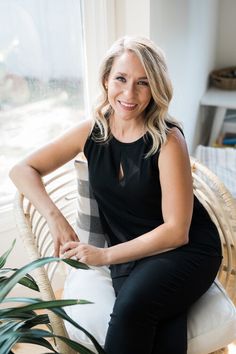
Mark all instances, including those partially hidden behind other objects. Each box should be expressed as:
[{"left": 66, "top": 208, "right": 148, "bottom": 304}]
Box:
[{"left": 118, "top": 100, "right": 137, "bottom": 111}]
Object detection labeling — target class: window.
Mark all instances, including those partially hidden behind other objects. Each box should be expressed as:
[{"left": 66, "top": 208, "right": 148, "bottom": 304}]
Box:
[{"left": 0, "top": 0, "right": 85, "bottom": 205}]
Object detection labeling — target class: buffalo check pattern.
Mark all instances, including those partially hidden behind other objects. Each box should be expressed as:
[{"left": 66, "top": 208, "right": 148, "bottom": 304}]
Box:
[{"left": 74, "top": 159, "right": 107, "bottom": 247}]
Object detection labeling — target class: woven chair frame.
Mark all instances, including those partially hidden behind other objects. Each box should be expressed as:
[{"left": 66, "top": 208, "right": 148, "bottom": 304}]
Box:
[{"left": 14, "top": 158, "right": 236, "bottom": 354}]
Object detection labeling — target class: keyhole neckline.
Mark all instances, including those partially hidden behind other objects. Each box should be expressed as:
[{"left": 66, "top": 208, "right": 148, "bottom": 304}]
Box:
[{"left": 111, "top": 132, "right": 147, "bottom": 146}]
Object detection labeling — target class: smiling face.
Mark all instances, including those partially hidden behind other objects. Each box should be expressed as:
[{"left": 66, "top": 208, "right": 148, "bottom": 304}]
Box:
[{"left": 105, "top": 50, "right": 152, "bottom": 123}]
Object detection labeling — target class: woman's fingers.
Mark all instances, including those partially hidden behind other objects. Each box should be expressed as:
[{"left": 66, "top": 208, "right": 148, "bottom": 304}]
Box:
[
  {"left": 61, "top": 241, "right": 79, "bottom": 254},
  {"left": 61, "top": 243, "right": 88, "bottom": 261},
  {"left": 62, "top": 248, "right": 78, "bottom": 260}
]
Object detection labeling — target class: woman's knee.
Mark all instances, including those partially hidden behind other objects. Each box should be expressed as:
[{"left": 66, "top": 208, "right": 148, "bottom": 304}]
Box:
[{"left": 111, "top": 287, "right": 161, "bottom": 326}]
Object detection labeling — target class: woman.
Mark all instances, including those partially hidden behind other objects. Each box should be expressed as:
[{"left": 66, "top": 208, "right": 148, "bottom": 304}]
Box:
[{"left": 10, "top": 36, "right": 222, "bottom": 354}]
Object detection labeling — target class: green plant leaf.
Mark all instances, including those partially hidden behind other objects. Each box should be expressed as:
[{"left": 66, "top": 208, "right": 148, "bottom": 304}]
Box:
[
  {"left": 1, "top": 298, "right": 92, "bottom": 318},
  {"left": 0, "top": 276, "right": 7, "bottom": 283},
  {"left": 18, "top": 275, "right": 39, "bottom": 291},
  {"left": 18, "top": 336, "right": 59, "bottom": 353},
  {"left": 0, "top": 274, "right": 39, "bottom": 292},
  {"left": 0, "top": 268, "right": 16, "bottom": 274},
  {"left": 22, "top": 314, "right": 50, "bottom": 329},
  {"left": 0, "top": 333, "right": 20, "bottom": 354},
  {"left": 0, "top": 308, "right": 36, "bottom": 320},
  {"left": 1, "top": 298, "right": 104, "bottom": 353},
  {"left": 62, "top": 257, "right": 90, "bottom": 269},
  {"left": 0, "top": 256, "right": 90, "bottom": 302},
  {"left": 0, "top": 247, "right": 98, "bottom": 353},
  {"left": 0, "top": 311, "right": 51, "bottom": 336},
  {"left": 3, "top": 296, "right": 92, "bottom": 306},
  {"left": 2, "top": 297, "right": 41, "bottom": 304},
  {"left": 6, "top": 270, "right": 37, "bottom": 284},
  {"left": 1, "top": 328, "right": 96, "bottom": 354},
  {"left": 0, "top": 240, "right": 16, "bottom": 269},
  {"left": 0, "top": 321, "right": 23, "bottom": 334},
  {"left": 0, "top": 257, "right": 59, "bottom": 301},
  {"left": 49, "top": 307, "right": 105, "bottom": 353}
]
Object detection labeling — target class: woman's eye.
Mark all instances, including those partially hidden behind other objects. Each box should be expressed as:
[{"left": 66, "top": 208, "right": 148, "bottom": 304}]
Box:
[
  {"left": 138, "top": 81, "right": 149, "bottom": 86},
  {"left": 116, "top": 76, "right": 126, "bottom": 82}
]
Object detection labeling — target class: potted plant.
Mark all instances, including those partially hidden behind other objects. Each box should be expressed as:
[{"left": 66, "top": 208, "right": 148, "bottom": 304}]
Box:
[{"left": 0, "top": 240, "right": 105, "bottom": 354}]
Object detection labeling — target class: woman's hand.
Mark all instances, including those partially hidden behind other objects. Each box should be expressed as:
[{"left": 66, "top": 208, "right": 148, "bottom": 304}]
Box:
[
  {"left": 47, "top": 212, "right": 79, "bottom": 257},
  {"left": 61, "top": 241, "right": 107, "bottom": 266}
]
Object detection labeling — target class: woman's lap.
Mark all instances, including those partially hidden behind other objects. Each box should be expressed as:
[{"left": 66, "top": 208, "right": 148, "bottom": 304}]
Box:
[
  {"left": 104, "top": 249, "right": 221, "bottom": 354},
  {"left": 113, "top": 250, "right": 221, "bottom": 315}
]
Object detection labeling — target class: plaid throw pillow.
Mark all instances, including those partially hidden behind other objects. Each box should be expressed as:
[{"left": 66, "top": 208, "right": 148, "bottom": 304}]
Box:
[{"left": 74, "top": 158, "right": 107, "bottom": 247}]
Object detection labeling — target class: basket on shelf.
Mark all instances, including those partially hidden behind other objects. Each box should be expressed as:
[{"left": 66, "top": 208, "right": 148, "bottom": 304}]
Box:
[{"left": 210, "top": 66, "right": 236, "bottom": 90}]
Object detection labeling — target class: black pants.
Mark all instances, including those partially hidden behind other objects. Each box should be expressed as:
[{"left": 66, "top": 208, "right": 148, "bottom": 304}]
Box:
[{"left": 104, "top": 249, "right": 222, "bottom": 354}]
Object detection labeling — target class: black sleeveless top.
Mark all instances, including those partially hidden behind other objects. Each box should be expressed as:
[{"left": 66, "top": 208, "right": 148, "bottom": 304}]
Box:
[{"left": 84, "top": 124, "right": 222, "bottom": 278}]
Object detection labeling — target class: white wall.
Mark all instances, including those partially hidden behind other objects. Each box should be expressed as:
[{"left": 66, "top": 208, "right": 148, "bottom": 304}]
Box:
[
  {"left": 115, "top": 0, "right": 150, "bottom": 38},
  {"left": 150, "top": 0, "right": 219, "bottom": 152},
  {"left": 216, "top": 0, "right": 236, "bottom": 68}
]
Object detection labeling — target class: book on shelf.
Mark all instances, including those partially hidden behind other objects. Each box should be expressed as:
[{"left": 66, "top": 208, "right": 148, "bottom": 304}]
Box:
[
  {"left": 223, "top": 138, "right": 236, "bottom": 145},
  {"left": 215, "top": 132, "right": 236, "bottom": 147}
]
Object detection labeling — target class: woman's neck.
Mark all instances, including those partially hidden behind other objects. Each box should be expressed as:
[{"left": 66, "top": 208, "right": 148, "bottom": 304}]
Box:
[{"left": 109, "top": 116, "right": 146, "bottom": 143}]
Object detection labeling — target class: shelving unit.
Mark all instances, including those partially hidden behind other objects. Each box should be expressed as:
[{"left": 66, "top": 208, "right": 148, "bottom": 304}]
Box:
[{"left": 200, "top": 88, "right": 236, "bottom": 146}]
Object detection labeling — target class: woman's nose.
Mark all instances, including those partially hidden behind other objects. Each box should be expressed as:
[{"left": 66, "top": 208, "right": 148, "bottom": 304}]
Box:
[{"left": 123, "top": 82, "right": 136, "bottom": 97}]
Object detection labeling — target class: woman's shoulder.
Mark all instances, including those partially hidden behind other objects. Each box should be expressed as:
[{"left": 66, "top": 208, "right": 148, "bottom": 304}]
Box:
[
  {"left": 166, "top": 121, "right": 184, "bottom": 137},
  {"left": 159, "top": 121, "right": 188, "bottom": 161},
  {"left": 58, "top": 119, "right": 94, "bottom": 154},
  {"left": 70, "top": 119, "right": 94, "bottom": 141},
  {"left": 76, "top": 118, "right": 94, "bottom": 134}
]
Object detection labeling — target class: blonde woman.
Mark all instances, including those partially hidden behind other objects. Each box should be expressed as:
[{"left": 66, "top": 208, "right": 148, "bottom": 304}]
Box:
[{"left": 10, "top": 36, "right": 222, "bottom": 354}]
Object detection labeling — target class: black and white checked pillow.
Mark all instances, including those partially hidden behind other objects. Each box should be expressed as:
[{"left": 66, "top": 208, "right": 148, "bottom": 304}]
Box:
[{"left": 74, "top": 158, "right": 107, "bottom": 247}]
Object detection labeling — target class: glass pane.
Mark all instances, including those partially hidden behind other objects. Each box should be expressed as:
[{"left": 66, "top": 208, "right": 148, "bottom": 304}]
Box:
[{"left": 0, "top": 0, "right": 85, "bottom": 204}]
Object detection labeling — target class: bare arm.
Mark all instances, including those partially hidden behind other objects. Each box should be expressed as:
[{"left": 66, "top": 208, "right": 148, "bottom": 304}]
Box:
[
  {"left": 62, "top": 128, "right": 193, "bottom": 265},
  {"left": 9, "top": 119, "right": 93, "bottom": 256}
]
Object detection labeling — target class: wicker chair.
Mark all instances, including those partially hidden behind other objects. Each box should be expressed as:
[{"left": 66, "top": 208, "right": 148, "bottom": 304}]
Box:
[{"left": 14, "top": 157, "right": 236, "bottom": 354}]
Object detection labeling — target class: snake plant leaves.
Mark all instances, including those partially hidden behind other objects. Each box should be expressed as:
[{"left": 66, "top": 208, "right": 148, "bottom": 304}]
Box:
[
  {"left": 0, "top": 328, "right": 97, "bottom": 354},
  {"left": 0, "top": 257, "right": 58, "bottom": 301},
  {"left": 0, "top": 256, "right": 90, "bottom": 301},
  {"left": 62, "top": 257, "right": 90, "bottom": 270},
  {"left": 47, "top": 306, "right": 105, "bottom": 353},
  {"left": 0, "top": 240, "right": 16, "bottom": 269},
  {"left": 0, "top": 242, "right": 101, "bottom": 354},
  {"left": 17, "top": 337, "right": 59, "bottom": 353},
  {"left": 2, "top": 299, "right": 91, "bottom": 317}
]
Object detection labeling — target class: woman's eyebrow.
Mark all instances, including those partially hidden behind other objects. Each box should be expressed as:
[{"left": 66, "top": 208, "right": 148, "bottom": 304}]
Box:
[
  {"left": 115, "top": 72, "right": 148, "bottom": 80},
  {"left": 115, "top": 72, "right": 127, "bottom": 76}
]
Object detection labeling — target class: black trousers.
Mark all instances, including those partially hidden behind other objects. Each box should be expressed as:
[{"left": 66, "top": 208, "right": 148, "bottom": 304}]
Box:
[{"left": 104, "top": 249, "right": 222, "bottom": 354}]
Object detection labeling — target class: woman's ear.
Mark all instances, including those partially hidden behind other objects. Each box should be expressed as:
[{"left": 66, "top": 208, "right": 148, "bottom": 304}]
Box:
[{"left": 103, "top": 76, "right": 108, "bottom": 90}]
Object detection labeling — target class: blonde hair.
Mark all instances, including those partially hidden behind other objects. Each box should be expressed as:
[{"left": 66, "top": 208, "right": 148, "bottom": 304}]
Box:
[{"left": 93, "top": 36, "right": 181, "bottom": 156}]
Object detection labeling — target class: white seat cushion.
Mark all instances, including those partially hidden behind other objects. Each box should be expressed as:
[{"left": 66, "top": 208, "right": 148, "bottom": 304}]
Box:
[{"left": 63, "top": 266, "right": 236, "bottom": 354}]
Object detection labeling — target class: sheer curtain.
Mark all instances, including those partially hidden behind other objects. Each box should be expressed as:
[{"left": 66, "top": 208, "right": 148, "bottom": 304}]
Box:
[{"left": 0, "top": 0, "right": 85, "bottom": 204}]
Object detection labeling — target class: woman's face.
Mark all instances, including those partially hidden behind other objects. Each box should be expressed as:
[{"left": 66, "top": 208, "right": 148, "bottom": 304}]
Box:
[{"left": 106, "top": 50, "right": 152, "bottom": 123}]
